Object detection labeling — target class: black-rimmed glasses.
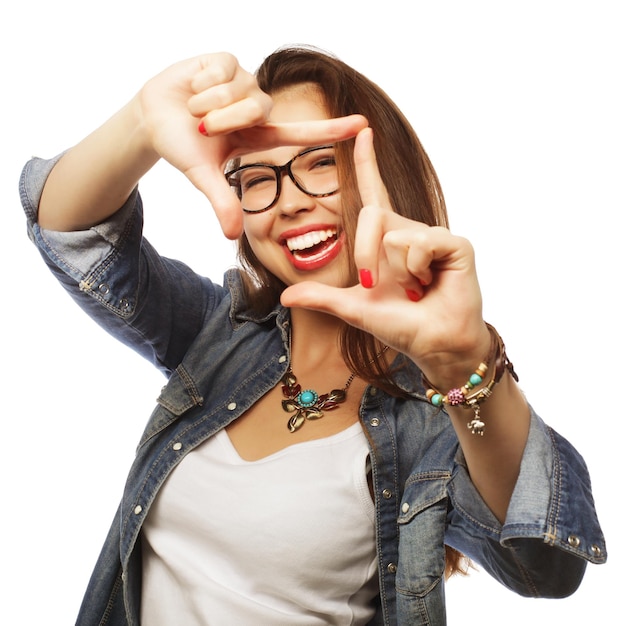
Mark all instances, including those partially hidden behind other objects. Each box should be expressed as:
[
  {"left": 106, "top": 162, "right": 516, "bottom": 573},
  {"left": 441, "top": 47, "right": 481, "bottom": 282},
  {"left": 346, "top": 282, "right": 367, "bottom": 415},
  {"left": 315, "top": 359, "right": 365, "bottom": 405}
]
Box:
[{"left": 225, "top": 145, "right": 339, "bottom": 213}]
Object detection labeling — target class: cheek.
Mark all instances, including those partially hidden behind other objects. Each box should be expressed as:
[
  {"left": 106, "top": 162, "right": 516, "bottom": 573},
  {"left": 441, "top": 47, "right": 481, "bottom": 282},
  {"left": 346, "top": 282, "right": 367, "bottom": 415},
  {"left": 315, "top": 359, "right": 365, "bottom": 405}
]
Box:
[
  {"left": 243, "top": 212, "right": 272, "bottom": 240},
  {"left": 320, "top": 194, "right": 342, "bottom": 213},
  {"left": 242, "top": 214, "right": 276, "bottom": 259}
]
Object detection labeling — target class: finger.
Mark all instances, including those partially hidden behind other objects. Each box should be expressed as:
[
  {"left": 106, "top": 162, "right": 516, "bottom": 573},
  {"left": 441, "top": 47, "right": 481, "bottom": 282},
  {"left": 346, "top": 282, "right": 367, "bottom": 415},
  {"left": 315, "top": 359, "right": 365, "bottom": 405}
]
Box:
[
  {"left": 353, "top": 127, "right": 392, "bottom": 209},
  {"left": 384, "top": 226, "right": 468, "bottom": 294},
  {"left": 382, "top": 229, "right": 427, "bottom": 300},
  {"left": 195, "top": 96, "right": 273, "bottom": 136},
  {"left": 189, "top": 84, "right": 271, "bottom": 122},
  {"left": 184, "top": 163, "right": 244, "bottom": 239},
  {"left": 189, "top": 52, "right": 240, "bottom": 93},
  {"left": 353, "top": 205, "right": 387, "bottom": 288},
  {"left": 189, "top": 68, "right": 271, "bottom": 121},
  {"left": 281, "top": 280, "right": 413, "bottom": 346},
  {"left": 280, "top": 282, "right": 366, "bottom": 327},
  {"left": 238, "top": 114, "right": 369, "bottom": 153},
  {"left": 351, "top": 128, "right": 394, "bottom": 287}
]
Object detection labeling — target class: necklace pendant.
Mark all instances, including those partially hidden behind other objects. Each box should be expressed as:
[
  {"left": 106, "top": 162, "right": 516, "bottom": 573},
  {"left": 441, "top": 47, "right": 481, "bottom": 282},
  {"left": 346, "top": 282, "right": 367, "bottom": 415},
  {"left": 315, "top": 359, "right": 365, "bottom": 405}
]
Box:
[
  {"left": 324, "top": 388, "right": 347, "bottom": 406},
  {"left": 281, "top": 345, "right": 385, "bottom": 432},
  {"left": 281, "top": 368, "right": 353, "bottom": 433},
  {"left": 287, "top": 407, "right": 325, "bottom": 433},
  {"left": 297, "top": 389, "right": 318, "bottom": 408},
  {"left": 288, "top": 413, "right": 306, "bottom": 433}
]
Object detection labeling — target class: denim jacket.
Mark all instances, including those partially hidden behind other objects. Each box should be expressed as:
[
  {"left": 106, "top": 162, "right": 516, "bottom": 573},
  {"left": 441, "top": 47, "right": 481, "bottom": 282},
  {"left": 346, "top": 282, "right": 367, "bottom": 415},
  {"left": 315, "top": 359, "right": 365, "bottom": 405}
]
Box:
[{"left": 20, "top": 156, "right": 606, "bottom": 626}]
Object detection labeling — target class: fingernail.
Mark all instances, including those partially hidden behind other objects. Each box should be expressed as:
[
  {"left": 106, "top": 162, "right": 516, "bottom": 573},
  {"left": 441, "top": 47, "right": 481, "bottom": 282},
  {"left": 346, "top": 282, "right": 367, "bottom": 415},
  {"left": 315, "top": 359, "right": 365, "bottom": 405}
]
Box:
[
  {"left": 198, "top": 121, "right": 208, "bottom": 136},
  {"left": 359, "top": 269, "right": 373, "bottom": 289},
  {"left": 405, "top": 289, "right": 421, "bottom": 302}
]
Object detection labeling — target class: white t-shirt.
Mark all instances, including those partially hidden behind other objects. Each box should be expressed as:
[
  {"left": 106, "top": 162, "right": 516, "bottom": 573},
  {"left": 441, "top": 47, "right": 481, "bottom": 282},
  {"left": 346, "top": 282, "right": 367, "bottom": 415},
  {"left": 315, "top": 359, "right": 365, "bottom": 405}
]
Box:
[{"left": 141, "top": 422, "right": 379, "bottom": 625}]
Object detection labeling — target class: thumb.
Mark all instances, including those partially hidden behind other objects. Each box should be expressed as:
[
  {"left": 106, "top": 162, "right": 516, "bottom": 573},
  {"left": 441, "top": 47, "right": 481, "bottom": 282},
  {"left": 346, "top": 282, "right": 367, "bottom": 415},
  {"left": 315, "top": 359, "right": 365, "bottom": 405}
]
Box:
[
  {"left": 185, "top": 163, "right": 244, "bottom": 239},
  {"left": 281, "top": 282, "right": 365, "bottom": 327}
]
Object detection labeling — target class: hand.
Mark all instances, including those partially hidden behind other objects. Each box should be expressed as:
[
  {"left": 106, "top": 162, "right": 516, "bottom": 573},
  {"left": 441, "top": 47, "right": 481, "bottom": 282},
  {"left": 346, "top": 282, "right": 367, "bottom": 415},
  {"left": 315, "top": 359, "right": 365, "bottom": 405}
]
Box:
[
  {"left": 137, "top": 53, "right": 368, "bottom": 238},
  {"left": 280, "top": 127, "right": 491, "bottom": 385}
]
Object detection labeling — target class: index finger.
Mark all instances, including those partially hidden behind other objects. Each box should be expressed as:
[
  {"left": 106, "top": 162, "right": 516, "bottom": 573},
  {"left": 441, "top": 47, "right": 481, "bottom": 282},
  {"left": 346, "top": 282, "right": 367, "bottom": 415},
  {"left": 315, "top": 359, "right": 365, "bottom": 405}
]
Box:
[
  {"left": 230, "top": 114, "right": 369, "bottom": 156},
  {"left": 352, "top": 127, "right": 393, "bottom": 287},
  {"left": 353, "top": 127, "right": 392, "bottom": 209}
]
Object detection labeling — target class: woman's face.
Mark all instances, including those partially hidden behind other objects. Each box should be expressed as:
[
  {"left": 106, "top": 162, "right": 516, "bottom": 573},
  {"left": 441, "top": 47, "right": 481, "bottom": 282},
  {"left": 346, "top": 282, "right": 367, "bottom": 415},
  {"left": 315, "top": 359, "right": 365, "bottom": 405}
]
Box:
[{"left": 240, "top": 85, "right": 350, "bottom": 288}]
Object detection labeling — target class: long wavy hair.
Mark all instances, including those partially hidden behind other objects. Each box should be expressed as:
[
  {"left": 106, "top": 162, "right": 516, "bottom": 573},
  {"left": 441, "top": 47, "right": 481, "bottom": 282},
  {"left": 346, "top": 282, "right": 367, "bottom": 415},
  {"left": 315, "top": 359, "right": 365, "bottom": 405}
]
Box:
[
  {"left": 236, "top": 46, "right": 469, "bottom": 578},
  {"left": 238, "top": 45, "right": 450, "bottom": 389}
]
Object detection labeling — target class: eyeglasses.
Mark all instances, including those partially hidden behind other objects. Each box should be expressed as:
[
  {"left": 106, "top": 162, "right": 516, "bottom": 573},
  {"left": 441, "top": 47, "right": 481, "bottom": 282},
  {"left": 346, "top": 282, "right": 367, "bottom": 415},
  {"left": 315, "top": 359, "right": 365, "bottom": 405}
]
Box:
[{"left": 225, "top": 145, "right": 339, "bottom": 213}]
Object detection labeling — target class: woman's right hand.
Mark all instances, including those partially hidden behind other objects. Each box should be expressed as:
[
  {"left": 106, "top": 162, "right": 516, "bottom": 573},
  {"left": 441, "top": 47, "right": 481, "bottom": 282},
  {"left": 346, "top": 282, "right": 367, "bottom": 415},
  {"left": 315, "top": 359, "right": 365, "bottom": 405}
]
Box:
[
  {"left": 144, "top": 53, "right": 367, "bottom": 238},
  {"left": 135, "top": 52, "right": 275, "bottom": 238},
  {"left": 39, "top": 52, "right": 367, "bottom": 239},
  {"left": 39, "top": 52, "right": 367, "bottom": 237}
]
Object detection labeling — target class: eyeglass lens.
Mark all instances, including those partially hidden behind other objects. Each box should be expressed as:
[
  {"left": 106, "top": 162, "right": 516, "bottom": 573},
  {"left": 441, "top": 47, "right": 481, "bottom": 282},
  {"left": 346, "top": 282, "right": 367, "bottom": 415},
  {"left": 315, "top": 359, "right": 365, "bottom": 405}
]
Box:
[{"left": 227, "top": 146, "right": 339, "bottom": 213}]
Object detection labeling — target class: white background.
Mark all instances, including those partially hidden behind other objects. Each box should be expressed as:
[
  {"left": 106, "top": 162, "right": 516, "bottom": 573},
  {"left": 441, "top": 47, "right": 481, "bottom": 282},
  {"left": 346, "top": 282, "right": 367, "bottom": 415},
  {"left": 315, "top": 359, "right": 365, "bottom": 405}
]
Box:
[{"left": 2, "top": 1, "right": 623, "bottom": 623}]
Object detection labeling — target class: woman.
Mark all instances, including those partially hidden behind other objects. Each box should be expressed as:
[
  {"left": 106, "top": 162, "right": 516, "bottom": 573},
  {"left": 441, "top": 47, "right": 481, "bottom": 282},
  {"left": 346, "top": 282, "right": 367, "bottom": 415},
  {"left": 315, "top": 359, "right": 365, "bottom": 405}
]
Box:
[{"left": 20, "top": 46, "right": 606, "bottom": 625}]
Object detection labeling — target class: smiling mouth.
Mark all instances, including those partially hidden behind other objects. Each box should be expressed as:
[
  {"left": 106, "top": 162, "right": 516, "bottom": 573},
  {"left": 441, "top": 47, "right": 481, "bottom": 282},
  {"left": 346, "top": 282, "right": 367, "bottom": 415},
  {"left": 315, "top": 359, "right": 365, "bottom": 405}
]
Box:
[{"left": 285, "top": 228, "right": 338, "bottom": 260}]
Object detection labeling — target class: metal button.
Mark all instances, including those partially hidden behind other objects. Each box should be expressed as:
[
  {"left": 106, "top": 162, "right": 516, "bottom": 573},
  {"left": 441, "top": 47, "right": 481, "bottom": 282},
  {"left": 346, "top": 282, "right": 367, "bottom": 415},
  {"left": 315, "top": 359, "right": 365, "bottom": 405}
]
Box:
[
  {"left": 567, "top": 535, "right": 581, "bottom": 548},
  {"left": 98, "top": 283, "right": 110, "bottom": 294},
  {"left": 227, "top": 402, "right": 237, "bottom": 411},
  {"left": 370, "top": 417, "right": 380, "bottom": 427},
  {"left": 119, "top": 298, "right": 130, "bottom": 310},
  {"left": 402, "top": 502, "right": 410, "bottom": 513},
  {"left": 279, "top": 355, "right": 287, "bottom": 363},
  {"left": 382, "top": 489, "right": 393, "bottom": 499},
  {"left": 591, "top": 544, "right": 602, "bottom": 557},
  {"left": 134, "top": 505, "right": 142, "bottom": 515},
  {"left": 387, "top": 563, "right": 397, "bottom": 574},
  {"left": 369, "top": 388, "right": 378, "bottom": 396},
  {"left": 172, "top": 442, "right": 182, "bottom": 451}
]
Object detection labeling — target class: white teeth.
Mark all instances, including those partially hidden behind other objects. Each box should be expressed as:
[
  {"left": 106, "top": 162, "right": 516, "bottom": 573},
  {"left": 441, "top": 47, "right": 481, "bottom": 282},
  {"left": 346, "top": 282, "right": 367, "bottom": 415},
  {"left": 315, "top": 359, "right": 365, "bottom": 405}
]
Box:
[{"left": 286, "top": 229, "right": 336, "bottom": 252}]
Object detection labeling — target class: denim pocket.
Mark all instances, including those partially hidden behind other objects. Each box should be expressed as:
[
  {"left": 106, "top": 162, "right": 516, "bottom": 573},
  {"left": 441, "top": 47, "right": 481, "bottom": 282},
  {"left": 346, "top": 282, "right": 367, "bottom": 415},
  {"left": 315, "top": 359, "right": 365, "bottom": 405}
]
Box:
[
  {"left": 396, "top": 472, "right": 450, "bottom": 596},
  {"left": 138, "top": 364, "right": 204, "bottom": 446}
]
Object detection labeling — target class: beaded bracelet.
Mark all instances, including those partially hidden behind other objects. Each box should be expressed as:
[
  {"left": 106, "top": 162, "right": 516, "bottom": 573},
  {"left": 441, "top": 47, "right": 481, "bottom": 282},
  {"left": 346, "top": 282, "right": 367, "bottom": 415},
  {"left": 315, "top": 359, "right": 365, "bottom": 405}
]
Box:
[{"left": 422, "top": 324, "right": 518, "bottom": 435}]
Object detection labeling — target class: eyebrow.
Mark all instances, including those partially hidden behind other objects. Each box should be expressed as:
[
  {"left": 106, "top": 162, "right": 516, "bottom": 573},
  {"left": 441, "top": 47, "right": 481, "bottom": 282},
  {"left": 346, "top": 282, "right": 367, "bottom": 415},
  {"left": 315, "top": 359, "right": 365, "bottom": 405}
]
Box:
[
  {"left": 238, "top": 150, "right": 304, "bottom": 168},
  {"left": 239, "top": 145, "right": 334, "bottom": 168}
]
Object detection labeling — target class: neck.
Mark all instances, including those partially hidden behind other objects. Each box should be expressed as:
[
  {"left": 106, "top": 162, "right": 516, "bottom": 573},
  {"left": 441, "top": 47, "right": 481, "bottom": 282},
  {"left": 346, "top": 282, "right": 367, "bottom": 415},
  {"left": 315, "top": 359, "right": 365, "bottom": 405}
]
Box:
[{"left": 289, "top": 307, "right": 345, "bottom": 370}]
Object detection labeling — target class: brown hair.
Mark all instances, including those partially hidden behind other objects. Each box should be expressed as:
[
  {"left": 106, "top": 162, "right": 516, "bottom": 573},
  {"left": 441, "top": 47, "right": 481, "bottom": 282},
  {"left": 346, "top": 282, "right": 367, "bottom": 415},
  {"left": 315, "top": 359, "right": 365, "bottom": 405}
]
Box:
[
  {"left": 238, "top": 45, "right": 468, "bottom": 579},
  {"left": 238, "top": 45, "right": 447, "bottom": 391}
]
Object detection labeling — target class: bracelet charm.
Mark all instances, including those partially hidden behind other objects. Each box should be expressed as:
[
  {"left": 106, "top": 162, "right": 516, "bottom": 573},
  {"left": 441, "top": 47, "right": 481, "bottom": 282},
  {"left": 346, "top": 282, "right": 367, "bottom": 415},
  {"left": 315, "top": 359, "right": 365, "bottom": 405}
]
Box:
[{"left": 422, "top": 324, "right": 518, "bottom": 435}]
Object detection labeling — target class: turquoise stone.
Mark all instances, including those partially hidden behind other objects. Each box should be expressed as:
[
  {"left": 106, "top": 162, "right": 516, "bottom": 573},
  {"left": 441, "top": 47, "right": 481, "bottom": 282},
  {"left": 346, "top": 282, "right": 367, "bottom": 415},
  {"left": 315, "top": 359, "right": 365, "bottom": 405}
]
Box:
[
  {"left": 469, "top": 373, "right": 483, "bottom": 386},
  {"left": 431, "top": 393, "right": 443, "bottom": 407},
  {"left": 298, "top": 390, "right": 318, "bottom": 407}
]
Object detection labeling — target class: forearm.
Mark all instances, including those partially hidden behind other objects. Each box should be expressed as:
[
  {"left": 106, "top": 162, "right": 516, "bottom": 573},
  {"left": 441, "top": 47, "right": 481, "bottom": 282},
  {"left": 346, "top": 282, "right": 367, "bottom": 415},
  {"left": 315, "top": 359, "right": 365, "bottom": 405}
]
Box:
[
  {"left": 420, "top": 324, "right": 530, "bottom": 523},
  {"left": 446, "top": 370, "right": 530, "bottom": 523},
  {"left": 38, "top": 96, "right": 159, "bottom": 231}
]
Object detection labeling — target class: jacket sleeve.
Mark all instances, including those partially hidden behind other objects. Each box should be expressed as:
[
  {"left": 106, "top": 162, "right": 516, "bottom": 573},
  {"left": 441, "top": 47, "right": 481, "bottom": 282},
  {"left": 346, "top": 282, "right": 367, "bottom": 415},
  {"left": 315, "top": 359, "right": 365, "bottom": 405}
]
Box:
[
  {"left": 19, "top": 155, "right": 226, "bottom": 375},
  {"left": 445, "top": 409, "right": 607, "bottom": 598}
]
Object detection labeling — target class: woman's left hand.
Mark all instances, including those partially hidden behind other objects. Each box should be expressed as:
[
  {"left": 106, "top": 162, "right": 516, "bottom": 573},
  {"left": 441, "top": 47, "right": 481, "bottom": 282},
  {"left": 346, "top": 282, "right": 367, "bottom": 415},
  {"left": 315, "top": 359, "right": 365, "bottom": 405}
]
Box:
[{"left": 280, "top": 127, "right": 491, "bottom": 386}]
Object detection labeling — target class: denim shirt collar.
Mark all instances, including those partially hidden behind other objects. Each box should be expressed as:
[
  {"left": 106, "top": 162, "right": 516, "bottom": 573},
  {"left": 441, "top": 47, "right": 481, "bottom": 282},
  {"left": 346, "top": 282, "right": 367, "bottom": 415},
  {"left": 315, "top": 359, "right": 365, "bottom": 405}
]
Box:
[{"left": 225, "top": 269, "right": 290, "bottom": 339}]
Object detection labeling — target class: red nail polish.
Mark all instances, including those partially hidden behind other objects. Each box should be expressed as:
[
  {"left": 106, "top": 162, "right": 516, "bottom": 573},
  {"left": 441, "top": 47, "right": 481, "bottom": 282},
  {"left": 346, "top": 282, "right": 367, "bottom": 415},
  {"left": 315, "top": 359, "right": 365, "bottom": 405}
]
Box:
[
  {"left": 198, "top": 121, "right": 208, "bottom": 136},
  {"left": 406, "top": 289, "right": 421, "bottom": 302},
  {"left": 359, "top": 269, "right": 373, "bottom": 289}
]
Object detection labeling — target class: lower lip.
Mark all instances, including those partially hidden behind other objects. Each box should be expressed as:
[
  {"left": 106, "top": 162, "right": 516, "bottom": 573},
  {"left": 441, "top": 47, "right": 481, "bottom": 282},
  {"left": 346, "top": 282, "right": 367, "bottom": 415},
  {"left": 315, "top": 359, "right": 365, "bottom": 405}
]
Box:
[{"left": 283, "top": 233, "right": 345, "bottom": 271}]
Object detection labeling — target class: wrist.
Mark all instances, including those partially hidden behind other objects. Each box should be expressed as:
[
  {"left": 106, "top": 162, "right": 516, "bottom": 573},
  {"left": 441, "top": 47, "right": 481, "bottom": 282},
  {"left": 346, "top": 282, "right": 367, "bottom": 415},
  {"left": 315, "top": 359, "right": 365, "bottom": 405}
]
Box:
[
  {"left": 418, "top": 322, "right": 492, "bottom": 392},
  {"left": 420, "top": 323, "right": 518, "bottom": 436},
  {"left": 126, "top": 95, "right": 161, "bottom": 166}
]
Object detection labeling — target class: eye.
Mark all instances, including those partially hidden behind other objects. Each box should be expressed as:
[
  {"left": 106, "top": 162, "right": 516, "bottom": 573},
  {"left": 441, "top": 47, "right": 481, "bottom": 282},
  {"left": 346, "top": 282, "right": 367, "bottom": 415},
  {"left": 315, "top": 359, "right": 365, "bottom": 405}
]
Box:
[
  {"left": 310, "top": 155, "right": 337, "bottom": 170},
  {"left": 238, "top": 167, "right": 276, "bottom": 193}
]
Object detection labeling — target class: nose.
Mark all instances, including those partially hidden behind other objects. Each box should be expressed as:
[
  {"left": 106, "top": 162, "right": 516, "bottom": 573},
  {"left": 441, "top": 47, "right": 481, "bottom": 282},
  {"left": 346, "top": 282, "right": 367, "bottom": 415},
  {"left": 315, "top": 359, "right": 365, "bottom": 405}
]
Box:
[{"left": 275, "top": 174, "right": 316, "bottom": 217}]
